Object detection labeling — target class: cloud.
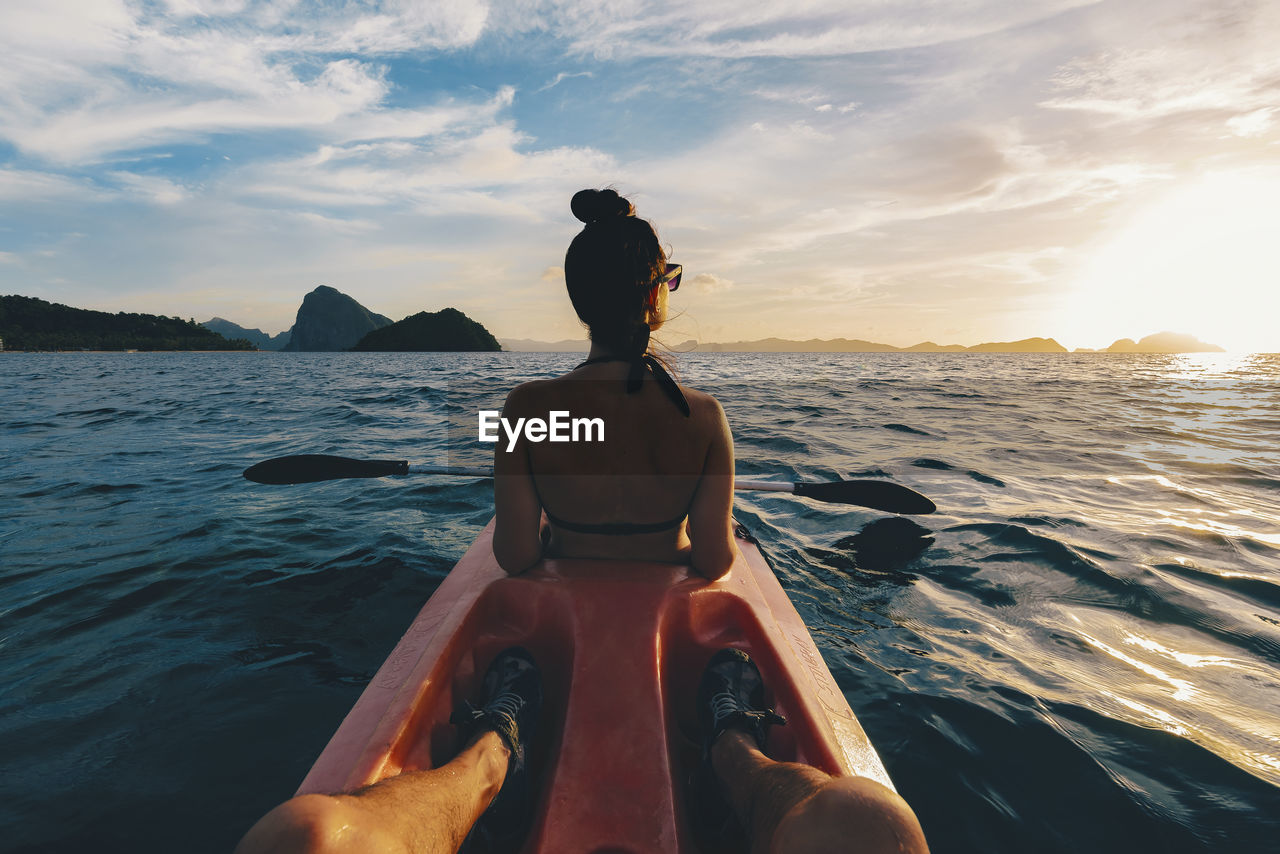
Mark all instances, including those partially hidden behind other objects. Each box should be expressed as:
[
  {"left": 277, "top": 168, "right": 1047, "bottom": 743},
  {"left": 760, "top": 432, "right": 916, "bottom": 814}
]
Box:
[
  {"left": 4, "top": 58, "right": 393, "bottom": 163},
  {"left": 4, "top": 0, "right": 1279, "bottom": 350},
  {"left": 1040, "top": 0, "right": 1280, "bottom": 128},
  {"left": 540, "top": 266, "right": 565, "bottom": 283},
  {"left": 496, "top": 0, "right": 1096, "bottom": 59},
  {"left": 238, "top": 121, "right": 619, "bottom": 219},
  {"left": 0, "top": 168, "right": 100, "bottom": 201},
  {"left": 1225, "top": 108, "right": 1277, "bottom": 139},
  {"left": 108, "top": 171, "right": 189, "bottom": 205},
  {"left": 537, "top": 71, "right": 593, "bottom": 92},
  {"left": 294, "top": 211, "right": 380, "bottom": 233},
  {"left": 0, "top": 0, "right": 493, "bottom": 164},
  {"left": 689, "top": 273, "right": 733, "bottom": 293}
]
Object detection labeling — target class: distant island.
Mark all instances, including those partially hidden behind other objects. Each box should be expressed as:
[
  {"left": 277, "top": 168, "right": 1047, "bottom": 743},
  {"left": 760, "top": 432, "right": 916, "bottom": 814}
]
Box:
[
  {"left": 0, "top": 286, "right": 501, "bottom": 353},
  {"left": 0, "top": 294, "right": 252, "bottom": 351},
  {"left": 695, "top": 336, "right": 1072, "bottom": 353},
  {"left": 202, "top": 317, "right": 291, "bottom": 351},
  {"left": 501, "top": 331, "right": 1225, "bottom": 354},
  {"left": 1071, "top": 332, "right": 1225, "bottom": 354},
  {"left": 352, "top": 308, "right": 501, "bottom": 351},
  {"left": 201, "top": 286, "right": 499, "bottom": 352},
  {"left": 279, "top": 285, "right": 392, "bottom": 352},
  {"left": 2, "top": 287, "right": 1223, "bottom": 357}
]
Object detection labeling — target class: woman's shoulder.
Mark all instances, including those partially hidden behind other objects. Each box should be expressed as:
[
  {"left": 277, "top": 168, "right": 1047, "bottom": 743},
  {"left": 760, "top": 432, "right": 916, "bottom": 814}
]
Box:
[
  {"left": 678, "top": 383, "right": 729, "bottom": 428},
  {"left": 502, "top": 378, "right": 554, "bottom": 413}
]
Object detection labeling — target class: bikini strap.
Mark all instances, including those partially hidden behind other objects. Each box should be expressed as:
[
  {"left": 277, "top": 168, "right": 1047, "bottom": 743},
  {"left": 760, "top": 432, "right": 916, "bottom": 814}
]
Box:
[
  {"left": 574, "top": 354, "right": 691, "bottom": 417},
  {"left": 543, "top": 508, "right": 687, "bottom": 536}
]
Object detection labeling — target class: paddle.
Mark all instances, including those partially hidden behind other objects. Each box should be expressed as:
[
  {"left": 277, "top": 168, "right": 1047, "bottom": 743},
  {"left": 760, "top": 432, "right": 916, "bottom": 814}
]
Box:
[{"left": 243, "top": 454, "right": 936, "bottom": 515}]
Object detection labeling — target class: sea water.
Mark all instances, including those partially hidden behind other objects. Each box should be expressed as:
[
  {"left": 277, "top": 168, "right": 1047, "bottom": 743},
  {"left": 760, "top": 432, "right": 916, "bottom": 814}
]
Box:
[{"left": 2, "top": 351, "right": 1278, "bottom": 853}]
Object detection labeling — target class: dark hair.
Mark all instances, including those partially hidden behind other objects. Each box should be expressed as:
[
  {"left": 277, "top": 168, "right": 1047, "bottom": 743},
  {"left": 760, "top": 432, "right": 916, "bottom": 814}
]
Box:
[{"left": 564, "top": 188, "right": 666, "bottom": 357}]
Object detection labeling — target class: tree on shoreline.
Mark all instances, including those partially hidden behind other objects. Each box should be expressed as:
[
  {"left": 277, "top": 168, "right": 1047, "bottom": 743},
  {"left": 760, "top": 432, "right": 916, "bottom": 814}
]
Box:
[{"left": 0, "top": 295, "right": 254, "bottom": 351}]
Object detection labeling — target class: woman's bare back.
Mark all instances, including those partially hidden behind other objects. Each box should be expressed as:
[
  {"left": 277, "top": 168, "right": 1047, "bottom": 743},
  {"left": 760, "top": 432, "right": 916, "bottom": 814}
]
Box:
[{"left": 492, "top": 359, "right": 736, "bottom": 575}]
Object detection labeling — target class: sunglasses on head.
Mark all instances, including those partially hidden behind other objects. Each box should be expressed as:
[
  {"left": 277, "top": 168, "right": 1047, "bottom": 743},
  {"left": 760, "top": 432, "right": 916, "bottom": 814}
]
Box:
[{"left": 660, "top": 263, "right": 682, "bottom": 292}]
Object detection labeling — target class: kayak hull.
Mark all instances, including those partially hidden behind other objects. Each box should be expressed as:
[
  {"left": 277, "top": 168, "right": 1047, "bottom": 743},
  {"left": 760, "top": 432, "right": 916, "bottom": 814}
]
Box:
[{"left": 298, "top": 521, "right": 892, "bottom": 853}]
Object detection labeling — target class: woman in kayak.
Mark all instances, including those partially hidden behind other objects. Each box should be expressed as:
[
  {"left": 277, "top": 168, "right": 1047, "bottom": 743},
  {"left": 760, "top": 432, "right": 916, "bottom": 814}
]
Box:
[
  {"left": 490, "top": 188, "right": 737, "bottom": 578},
  {"left": 236, "top": 190, "right": 928, "bottom": 854}
]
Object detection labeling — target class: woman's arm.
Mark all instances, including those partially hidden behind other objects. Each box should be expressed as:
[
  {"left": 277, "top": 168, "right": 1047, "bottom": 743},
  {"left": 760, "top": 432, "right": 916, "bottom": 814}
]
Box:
[
  {"left": 492, "top": 386, "right": 545, "bottom": 575},
  {"left": 686, "top": 396, "right": 737, "bottom": 580}
]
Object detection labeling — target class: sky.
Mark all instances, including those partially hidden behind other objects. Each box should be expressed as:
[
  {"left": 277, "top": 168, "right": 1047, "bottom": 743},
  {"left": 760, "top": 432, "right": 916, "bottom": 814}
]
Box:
[{"left": 1, "top": 0, "right": 1278, "bottom": 352}]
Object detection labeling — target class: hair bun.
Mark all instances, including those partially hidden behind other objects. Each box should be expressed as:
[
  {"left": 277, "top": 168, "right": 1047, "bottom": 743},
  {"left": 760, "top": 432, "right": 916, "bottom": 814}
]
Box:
[{"left": 571, "top": 188, "right": 635, "bottom": 224}]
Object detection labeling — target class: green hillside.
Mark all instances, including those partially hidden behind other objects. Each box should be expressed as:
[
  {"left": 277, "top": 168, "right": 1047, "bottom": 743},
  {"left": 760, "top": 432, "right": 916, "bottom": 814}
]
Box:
[
  {"left": 0, "top": 295, "right": 253, "bottom": 351},
  {"left": 351, "top": 307, "right": 501, "bottom": 351}
]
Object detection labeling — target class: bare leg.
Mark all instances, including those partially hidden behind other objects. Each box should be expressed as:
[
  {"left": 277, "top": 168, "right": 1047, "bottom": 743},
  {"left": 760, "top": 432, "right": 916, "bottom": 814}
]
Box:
[
  {"left": 235, "top": 730, "right": 510, "bottom": 854},
  {"left": 712, "top": 730, "right": 929, "bottom": 854}
]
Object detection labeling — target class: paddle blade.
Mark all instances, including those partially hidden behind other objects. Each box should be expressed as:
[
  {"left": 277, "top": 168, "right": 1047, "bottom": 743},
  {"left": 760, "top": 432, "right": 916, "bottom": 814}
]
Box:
[
  {"left": 793, "top": 479, "right": 936, "bottom": 514},
  {"left": 244, "top": 454, "right": 409, "bottom": 485}
]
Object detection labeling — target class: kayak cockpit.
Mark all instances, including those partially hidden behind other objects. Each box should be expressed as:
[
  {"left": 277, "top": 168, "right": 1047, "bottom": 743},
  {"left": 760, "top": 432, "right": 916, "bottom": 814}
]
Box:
[{"left": 298, "top": 521, "right": 892, "bottom": 854}]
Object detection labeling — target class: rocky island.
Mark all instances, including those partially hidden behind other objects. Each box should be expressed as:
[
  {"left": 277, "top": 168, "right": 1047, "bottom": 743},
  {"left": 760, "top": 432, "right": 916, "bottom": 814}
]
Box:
[
  {"left": 202, "top": 286, "right": 501, "bottom": 352},
  {"left": 201, "top": 318, "right": 291, "bottom": 351},
  {"left": 351, "top": 308, "right": 501, "bottom": 351},
  {"left": 280, "top": 286, "right": 392, "bottom": 352},
  {"left": 508, "top": 332, "right": 1223, "bottom": 353},
  {"left": 1078, "top": 332, "right": 1224, "bottom": 354}
]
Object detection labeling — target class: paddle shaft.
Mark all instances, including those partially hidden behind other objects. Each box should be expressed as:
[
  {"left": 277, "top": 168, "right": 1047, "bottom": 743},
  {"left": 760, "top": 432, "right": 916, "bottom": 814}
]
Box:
[{"left": 244, "top": 455, "right": 935, "bottom": 514}]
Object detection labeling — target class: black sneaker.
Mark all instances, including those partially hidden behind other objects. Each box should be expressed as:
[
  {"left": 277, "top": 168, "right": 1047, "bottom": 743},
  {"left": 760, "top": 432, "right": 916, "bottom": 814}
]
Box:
[
  {"left": 697, "top": 648, "right": 786, "bottom": 756},
  {"left": 689, "top": 648, "right": 786, "bottom": 844},
  {"left": 451, "top": 647, "right": 542, "bottom": 851}
]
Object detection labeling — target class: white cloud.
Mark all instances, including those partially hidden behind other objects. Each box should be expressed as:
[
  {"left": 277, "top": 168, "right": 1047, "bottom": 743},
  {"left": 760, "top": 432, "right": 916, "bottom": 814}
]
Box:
[
  {"left": 238, "top": 121, "right": 618, "bottom": 218},
  {"left": 0, "top": 168, "right": 99, "bottom": 201},
  {"left": 1040, "top": 0, "right": 1280, "bottom": 127},
  {"left": 690, "top": 272, "right": 733, "bottom": 293},
  {"left": 496, "top": 0, "right": 1096, "bottom": 59},
  {"left": 751, "top": 86, "right": 828, "bottom": 106},
  {"left": 1226, "top": 108, "right": 1277, "bottom": 139},
  {"left": 537, "top": 71, "right": 594, "bottom": 92},
  {"left": 294, "top": 211, "right": 380, "bottom": 233},
  {"left": 0, "top": 1, "right": 492, "bottom": 164},
  {"left": 4, "top": 0, "right": 1280, "bottom": 350},
  {"left": 108, "top": 171, "right": 189, "bottom": 205}
]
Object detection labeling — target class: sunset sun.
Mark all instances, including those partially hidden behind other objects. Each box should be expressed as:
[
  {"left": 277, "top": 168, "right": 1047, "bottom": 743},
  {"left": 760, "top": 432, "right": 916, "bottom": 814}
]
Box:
[{"left": 1063, "top": 168, "right": 1280, "bottom": 353}]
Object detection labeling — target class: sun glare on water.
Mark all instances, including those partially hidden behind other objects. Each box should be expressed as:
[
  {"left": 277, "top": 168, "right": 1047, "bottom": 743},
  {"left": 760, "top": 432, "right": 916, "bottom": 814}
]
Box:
[{"left": 1062, "top": 168, "right": 1280, "bottom": 353}]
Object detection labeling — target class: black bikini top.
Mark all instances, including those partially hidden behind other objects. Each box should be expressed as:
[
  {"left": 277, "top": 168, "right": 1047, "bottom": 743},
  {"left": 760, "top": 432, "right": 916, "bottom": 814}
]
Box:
[
  {"left": 538, "top": 349, "right": 691, "bottom": 536},
  {"left": 574, "top": 352, "right": 691, "bottom": 417},
  {"left": 543, "top": 508, "right": 688, "bottom": 536}
]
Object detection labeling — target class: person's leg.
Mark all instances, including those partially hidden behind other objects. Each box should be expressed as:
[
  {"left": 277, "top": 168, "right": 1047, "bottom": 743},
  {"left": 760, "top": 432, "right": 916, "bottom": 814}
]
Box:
[
  {"left": 711, "top": 730, "right": 929, "bottom": 854},
  {"left": 234, "top": 729, "right": 509, "bottom": 854},
  {"left": 237, "top": 647, "right": 542, "bottom": 854},
  {"left": 697, "top": 648, "right": 928, "bottom": 854}
]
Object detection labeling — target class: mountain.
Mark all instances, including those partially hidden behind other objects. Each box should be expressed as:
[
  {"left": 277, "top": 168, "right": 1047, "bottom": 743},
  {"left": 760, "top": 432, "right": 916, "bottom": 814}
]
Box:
[
  {"left": 699, "top": 337, "right": 900, "bottom": 353},
  {"left": 498, "top": 333, "right": 1231, "bottom": 354},
  {"left": 964, "top": 337, "right": 1067, "bottom": 353},
  {"left": 352, "top": 308, "right": 501, "bottom": 351},
  {"left": 201, "top": 317, "right": 290, "bottom": 350},
  {"left": 669, "top": 336, "right": 1069, "bottom": 353},
  {"left": 280, "top": 286, "right": 392, "bottom": 352},
  {"left": 902, "top": 341, "right": 967, "bottom": 352},
  {"left": 0, "top": 294, "right": 252, "bottom": 351},
  {"left": 1102, "top": 332, "right": 1225, "bottom": 353},
  {"left": 499, "top": 338, "right": 711, "bottom": 353}
]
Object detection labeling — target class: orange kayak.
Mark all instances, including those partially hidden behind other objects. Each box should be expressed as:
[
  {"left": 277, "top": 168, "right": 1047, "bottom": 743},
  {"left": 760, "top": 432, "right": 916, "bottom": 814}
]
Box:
[{"left": 298, "top": 521, "right": 895, "bottom": 853}]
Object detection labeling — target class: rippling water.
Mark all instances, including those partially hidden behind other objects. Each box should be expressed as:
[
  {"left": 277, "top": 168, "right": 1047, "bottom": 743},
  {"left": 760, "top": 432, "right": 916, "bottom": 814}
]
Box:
[{"left": 2, "top": 351, "right": 1278, "bottom": 853}]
